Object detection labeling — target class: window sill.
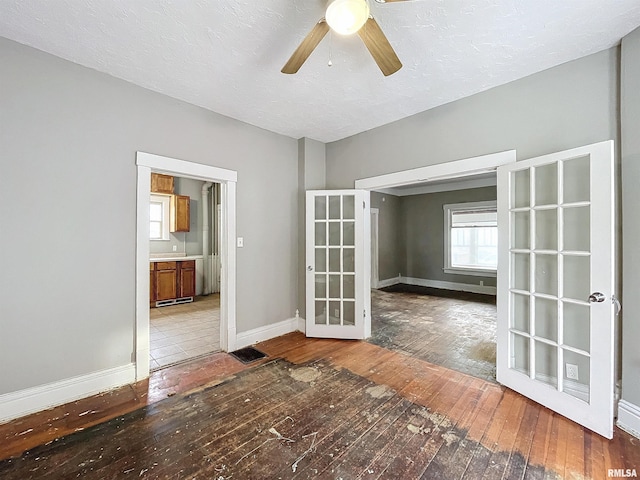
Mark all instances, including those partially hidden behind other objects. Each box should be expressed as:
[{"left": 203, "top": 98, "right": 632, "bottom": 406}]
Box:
[{"left": 444, "top": 267, "right": 497, "bottom": 278}]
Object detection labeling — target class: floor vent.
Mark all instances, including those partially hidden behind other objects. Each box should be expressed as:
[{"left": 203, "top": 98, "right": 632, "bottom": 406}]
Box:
[
  {"left": 155, "top": 297, "right": 193, "bottom": 308},
  {"left": 230, "top": 346, "right": 268, "bottom": 364}
]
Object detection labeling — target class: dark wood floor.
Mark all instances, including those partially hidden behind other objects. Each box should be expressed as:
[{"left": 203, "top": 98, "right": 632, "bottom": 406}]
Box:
[
  {"left": 371, "top": 285, "right": 497, "bottom": 382},
  {"left": 1, "top": 333, "right": 638, "bottom": 479}
]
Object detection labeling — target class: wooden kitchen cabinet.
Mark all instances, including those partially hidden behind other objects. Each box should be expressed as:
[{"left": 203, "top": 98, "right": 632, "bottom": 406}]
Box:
[
  {"left": 155, "top": 262, "right": 177, "bottom": 302},
  {"left": 150, "top": 262, "right": 156, "bottom": 307},
  {"left": 178, "top": 261, "right": 196, "bottom": 298},
  {"left": 170, "top": 195, "right": 190, "bottom": 232},
  {"left": 151, "top": 173, "right": 174, "bottom": 194},
  {"left": 150, "top": 260, "right": 195, "bottom": 307}
]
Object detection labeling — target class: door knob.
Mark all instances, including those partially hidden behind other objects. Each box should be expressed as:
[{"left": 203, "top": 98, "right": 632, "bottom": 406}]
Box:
[{"left": 588, "top": 292, "right": 606, "bottom": 303}]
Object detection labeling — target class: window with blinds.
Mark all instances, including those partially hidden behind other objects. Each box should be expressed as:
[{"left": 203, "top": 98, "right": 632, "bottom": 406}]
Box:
[{"left": 444, "top": 201, "right": 497, "bottom": 274}]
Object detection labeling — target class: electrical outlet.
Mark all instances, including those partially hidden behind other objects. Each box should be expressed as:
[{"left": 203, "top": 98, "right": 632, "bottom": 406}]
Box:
[
  {"left": 334, "top": 309, "right": 340, "bottom": 318},
  {"left": 480, "top": 280, "right": 484, "bottom": 286},
  {"left": 172, "top": 245, "right": 177, "bottom": 252},
  {"left": 566, "top": 363, "right": 579, "bottom": 380}
]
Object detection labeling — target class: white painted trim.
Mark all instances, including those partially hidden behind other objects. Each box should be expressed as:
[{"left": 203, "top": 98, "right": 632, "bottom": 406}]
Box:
[
  {"left": 136, "top": 152, "right": 237, "bottom": 381},
  {"left": 376, "top": 175, "right": 497, "bottom": 197},
  {"left": 137, "top": 152, "right": 237, "bottom": 183},
  {"left": 371, "top": 208, "right": 379, "bottom": 289},
  {"left": 220, "top": 181, "right": 237, "bottom": 353},
  {"left": 235, "top": 318, "right": 300, "bottom": 350},
  {"left": 534, "top": 373, "right": 589, "bottom": 403},
  {"left": 355, "top": 150, "right": 516, "bottom": 191},
  {"left": 618, "top": 400, "right": 640, "bottom": 439},
  {"left": 135, "top": 165, "right": 152, "bottom": 381},
  {"left": 377, "top": 276, "right": 402, "bottom": 289},
  {"left": 297, "top": 316, "right": 306, "bottom": 334},
  {"left": 0, "top": 364, "right": 135, "bottom": 423},
  {"left": 443, "top": 268, "right": 497, "bottom": 278},
  {"left": 375, "top": 276, "right": 495, "bottom": 294},
  {"left": 401, "top": 276, "right": 497, "bottom": 295}
]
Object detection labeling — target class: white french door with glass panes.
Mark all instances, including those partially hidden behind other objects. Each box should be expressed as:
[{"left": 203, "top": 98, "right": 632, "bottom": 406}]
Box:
[
  {"left": 306, "top": 190, "right": 371, "bottom": 339},
  {"left": 496, "top": 140, "right": 615, "bottom": 438}
]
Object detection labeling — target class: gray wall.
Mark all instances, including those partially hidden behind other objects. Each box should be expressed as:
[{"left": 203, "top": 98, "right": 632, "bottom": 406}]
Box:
[
  {"left": 326, "top": 48, "right": 618, "bottom": 188},
  {"left": 621, "top": 27, "right": 640, "bottom": 409},
  {"left": 149, "top": 176, "right": 205, "bottom": 256},
  {"left": 297, "top": 138, "right": 326, "bottom": 318},
  {"left": 326, "top": 48, "right": 621, "bottom": 391},
  {"left": 0, "top": 38, "right": 298, "bottom": 395},
  {"left": 400, "top": 186, "right": 497, "bottom": 287},
  {"left": 371, "top": 192, "right": 402, "bottom": 281}
]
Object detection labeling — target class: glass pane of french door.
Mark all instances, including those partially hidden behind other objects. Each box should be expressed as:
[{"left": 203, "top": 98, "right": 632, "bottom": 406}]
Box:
[
  {"left": 313, "top": 194, "right": 356, "bottom": 326},
  {"left": 497, "top": 140, "right": 614, "bottom": 438},
  {"left": 508, "top": 155, "right": 592, "bottom": 401},
  {"left": 306, "top": 190, "right": 370, "bottom": 340}
]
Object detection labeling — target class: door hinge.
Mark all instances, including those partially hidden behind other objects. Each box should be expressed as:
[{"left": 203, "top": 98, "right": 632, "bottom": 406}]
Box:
[
  {"left": 363, "top": 201, "right": 366, "bottom": 209},
  {"left": 363, "top": 309, "right": 366, "bottom": 317}
]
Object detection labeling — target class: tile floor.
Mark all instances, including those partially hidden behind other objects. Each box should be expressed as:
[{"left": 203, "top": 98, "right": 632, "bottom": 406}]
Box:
[{"left": 149, "top": 294, "right": 220, "bottom": 371}]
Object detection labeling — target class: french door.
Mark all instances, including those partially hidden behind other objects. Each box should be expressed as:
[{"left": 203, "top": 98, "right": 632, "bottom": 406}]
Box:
[
  {"left": 496, "top": 140, "right": 615, "bottom": 438},
  {"left": 305, "top": 190, "right": 371, "bottom": 339}
]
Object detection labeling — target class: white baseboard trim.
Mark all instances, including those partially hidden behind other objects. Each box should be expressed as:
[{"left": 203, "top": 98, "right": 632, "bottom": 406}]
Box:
[
  {"left": 0, "top": 363, "right": 136, "bottom": 424},
  {"left": 401, "top": 276, "right": 497, "bottom": 295},
  {"left": 617, "top": 399, "right": 640, "bottom": 439},
  {"left": 297, "top": 316, "right": 306, "bottom": 334},
  {"left": 534, "top": 373, "right": 589, "bottom": 403},
  {"left": 377, "top": 277, "right": 402, "bottom": 289},
  {"left": 235, "top": 317, "right": 299, "bottom": 350}
]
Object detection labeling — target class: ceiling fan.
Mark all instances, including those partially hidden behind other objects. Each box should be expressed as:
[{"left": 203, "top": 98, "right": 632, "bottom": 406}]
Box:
[{"left": 282, "top": 0, "right": 409, "bottom": 77}]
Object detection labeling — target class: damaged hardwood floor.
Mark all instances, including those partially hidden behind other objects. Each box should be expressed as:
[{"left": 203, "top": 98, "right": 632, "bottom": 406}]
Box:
[
  {"left": 1, "top": 333, "right": 639, "bottom": 479},
  {"left": 370, "top": 285, "right": 497, "bottom": 382}
]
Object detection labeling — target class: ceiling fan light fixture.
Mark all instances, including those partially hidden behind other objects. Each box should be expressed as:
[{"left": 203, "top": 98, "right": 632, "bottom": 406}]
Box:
[{"left": 326, "top": 0, "right": 370, "bottom": 35}]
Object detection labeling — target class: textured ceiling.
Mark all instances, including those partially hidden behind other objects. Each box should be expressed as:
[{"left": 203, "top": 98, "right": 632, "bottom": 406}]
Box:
[{"left": 1, "top": 0, "right": 640, "bottom": 143}]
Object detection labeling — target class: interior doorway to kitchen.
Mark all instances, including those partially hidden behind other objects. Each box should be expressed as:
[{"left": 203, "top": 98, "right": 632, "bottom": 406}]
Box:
[
  {"left": 148, "top": 174, "right": 223, "bottom": 371},
  {"left": 135, "top": 152, "right": 237, "bottom": 382}
]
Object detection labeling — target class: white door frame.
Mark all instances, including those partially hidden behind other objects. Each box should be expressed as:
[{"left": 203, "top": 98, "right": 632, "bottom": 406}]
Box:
[
  {"left": 371, "top": 208, "right": 379, "bottom": 289},
  {"left": 355, "top": 151, "right": 516, "bottom": 292},
  {"left": 354, "top": 150, "right": 516, "bottom": 191},
  {"left": 135, "top": 152, "right": 237, "bottom": 381}
]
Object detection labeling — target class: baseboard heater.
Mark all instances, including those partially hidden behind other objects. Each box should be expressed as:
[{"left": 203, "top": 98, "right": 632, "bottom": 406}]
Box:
[{"left": 155, "top": 297, "right": 193, "bottom": 307}]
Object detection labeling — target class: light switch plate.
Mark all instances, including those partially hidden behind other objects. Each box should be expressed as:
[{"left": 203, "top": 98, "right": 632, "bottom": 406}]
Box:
[{"left": 237, "top": 237, "right": 244, "bottom": 248}]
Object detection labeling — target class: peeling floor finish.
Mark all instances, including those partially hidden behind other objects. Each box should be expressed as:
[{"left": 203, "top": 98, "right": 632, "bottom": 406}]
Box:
[
  {"left": 0, "top": 360, "right": 559, "bottom": 479},
  {"left": 370, "top": 284, "right": 497, "bottom": 382},
  {"left": 0, "top": 334, "right": 639, "bottom": 479}
]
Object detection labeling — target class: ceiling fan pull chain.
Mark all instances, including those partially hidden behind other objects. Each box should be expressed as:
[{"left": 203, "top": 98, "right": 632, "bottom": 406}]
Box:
[{"left": 328, "top": 31, "right": 333, "bottom": 67}]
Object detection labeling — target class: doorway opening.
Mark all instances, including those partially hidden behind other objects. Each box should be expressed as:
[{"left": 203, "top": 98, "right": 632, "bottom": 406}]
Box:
[
  {"left": 135, "top": 152, "right": 237, "bottom": 382},
  {"left": 148, "top": 174, "right": 223, "bottom": 371},
  {"left": 355, "top": 151, "right": 515, "bottom": 382}
]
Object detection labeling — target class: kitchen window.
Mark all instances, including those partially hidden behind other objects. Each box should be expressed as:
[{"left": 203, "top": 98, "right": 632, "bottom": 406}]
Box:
[
  {"left": 150, "top": 194, "right": 170, "bottom": 240},
  {"left": 443, "top": 201, "right": 497, "bottom": 277}
]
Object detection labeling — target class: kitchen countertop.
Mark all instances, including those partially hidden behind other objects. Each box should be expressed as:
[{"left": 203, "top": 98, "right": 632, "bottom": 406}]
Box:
[{"left": 150, "top": 254, "right": 204, "bottom": 262}]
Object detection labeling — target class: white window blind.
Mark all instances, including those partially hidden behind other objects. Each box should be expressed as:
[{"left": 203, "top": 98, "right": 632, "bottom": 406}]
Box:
[{"left": 444, "top": 201, "right": 498, "bottom": 275}]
